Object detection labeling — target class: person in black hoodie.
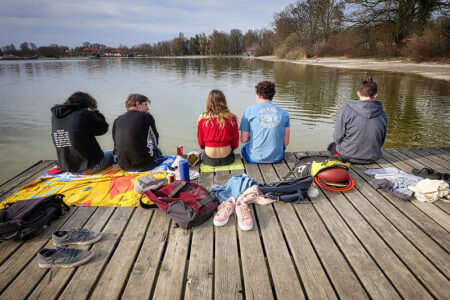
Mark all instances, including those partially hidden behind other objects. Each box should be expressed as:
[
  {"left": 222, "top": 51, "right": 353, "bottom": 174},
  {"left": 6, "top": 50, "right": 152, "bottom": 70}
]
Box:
[
  {"left": 112, "top": 94, "right": 165, "bottom": 171},
  {"left": 329, "top": 77, "right": 388, "bottom": 164},
  {"left": 51, "top": 92, "right": 113, "bottom": 173}
]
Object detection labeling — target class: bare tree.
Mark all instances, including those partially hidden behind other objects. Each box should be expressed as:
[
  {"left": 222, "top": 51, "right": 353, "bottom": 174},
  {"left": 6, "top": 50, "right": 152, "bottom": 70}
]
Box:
[
  {"left": 243, "top": 30, "right": 260, "bottom": 49},
  {"left": 172, "top": 32, "right": 187, "bottom": 55},
  {"left": 273, "top": 0, "right": 344, "bottom": 44},
  {"left": 345, "top": 0, "right": 449, "bottom": 42},
  {"left": 229, "top": 29, "right": 243, "bottom": 54},
  {"left": 209, "top": 30, "right": 229, "bottom": 54}
]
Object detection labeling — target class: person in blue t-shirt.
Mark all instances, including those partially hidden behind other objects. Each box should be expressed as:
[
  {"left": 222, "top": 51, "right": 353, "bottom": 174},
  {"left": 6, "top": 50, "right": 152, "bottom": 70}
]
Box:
[{"left": 239, "top": 81, "right": 290, "bottom": 163}]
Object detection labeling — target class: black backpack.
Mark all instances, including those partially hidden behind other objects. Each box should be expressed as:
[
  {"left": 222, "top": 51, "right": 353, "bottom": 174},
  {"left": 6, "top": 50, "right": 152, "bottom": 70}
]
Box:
[
  {"left": 259, "top": 176, "right": 314, "bottom": 203},
  {"left": 0, "top": 194, "right": 69, "bottom": 241}
]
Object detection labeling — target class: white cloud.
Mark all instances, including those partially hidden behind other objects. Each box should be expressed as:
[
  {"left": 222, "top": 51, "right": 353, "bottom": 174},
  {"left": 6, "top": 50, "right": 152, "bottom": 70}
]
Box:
[{"left": 0, "top": 0, "right": 294, "bottom": 46}]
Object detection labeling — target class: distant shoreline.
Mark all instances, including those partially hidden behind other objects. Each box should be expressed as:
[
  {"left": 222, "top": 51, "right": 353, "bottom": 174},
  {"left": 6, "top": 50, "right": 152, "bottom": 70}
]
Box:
[
  {"left": 255, "top": 56, "right": 450, "bottom": 81},
  {"left": 3, "top": 55, "right": 449, "bottom": 81}
]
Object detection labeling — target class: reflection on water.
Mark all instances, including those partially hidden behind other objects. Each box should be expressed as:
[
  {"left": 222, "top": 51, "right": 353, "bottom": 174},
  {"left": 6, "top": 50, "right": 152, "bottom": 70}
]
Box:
[{"left": 0, "top": 58, "right": 448, "bottom": 184}]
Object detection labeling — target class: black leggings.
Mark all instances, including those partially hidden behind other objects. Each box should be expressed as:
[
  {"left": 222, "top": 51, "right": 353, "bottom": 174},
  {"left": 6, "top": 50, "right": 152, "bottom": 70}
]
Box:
[{"left": 202, "top": 151, "right": 235, "bottom": 166}]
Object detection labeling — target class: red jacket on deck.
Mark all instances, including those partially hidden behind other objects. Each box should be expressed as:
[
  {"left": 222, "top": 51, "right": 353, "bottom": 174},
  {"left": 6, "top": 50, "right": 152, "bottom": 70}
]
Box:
[{"left": 197, "top": 116, "right": 239, "bottom": 150}]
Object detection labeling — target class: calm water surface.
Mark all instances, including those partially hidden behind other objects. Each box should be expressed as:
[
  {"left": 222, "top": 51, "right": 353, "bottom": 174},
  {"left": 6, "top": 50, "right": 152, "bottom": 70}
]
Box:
[{"left": 0, "top": 58, "right": 449, "bottom": 184}]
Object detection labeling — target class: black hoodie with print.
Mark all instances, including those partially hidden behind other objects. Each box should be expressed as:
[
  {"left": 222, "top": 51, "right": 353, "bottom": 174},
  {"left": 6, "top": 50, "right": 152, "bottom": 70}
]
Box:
[{"left": 51, "top": 104, "right": 108, "bottom": 172}]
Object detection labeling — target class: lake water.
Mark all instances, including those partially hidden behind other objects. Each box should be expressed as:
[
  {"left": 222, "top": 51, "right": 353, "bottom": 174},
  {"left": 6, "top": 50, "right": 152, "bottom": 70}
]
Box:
[{"left": 0, "top": 57, "right": 449, "bottom": 184}]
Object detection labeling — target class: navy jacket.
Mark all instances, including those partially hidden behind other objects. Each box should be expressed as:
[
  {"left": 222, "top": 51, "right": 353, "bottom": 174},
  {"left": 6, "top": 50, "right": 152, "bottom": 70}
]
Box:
[{"left": 333, "top": 100, "right": 388, "bottom": 163}]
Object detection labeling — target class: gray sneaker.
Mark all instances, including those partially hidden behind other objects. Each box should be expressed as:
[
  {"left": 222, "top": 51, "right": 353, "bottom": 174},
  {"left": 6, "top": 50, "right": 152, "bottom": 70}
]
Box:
[
  {"left": 37, "top": 247, "right": 93, "bottom": 269},
  {"left": 52, "top": 229, "right": 102, "bottom": 246}
]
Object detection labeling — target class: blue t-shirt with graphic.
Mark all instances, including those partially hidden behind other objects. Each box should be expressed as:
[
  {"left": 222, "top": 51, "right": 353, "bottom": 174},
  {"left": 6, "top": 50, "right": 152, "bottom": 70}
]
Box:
[{"left": 239, "top": 102, "right": 290, "bottom": 163}]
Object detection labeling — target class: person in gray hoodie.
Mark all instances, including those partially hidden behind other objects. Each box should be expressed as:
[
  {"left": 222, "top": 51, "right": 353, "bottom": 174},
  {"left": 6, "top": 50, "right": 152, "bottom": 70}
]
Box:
[{"left": 329, "top": 77, "right": 388, "bottom": 164}]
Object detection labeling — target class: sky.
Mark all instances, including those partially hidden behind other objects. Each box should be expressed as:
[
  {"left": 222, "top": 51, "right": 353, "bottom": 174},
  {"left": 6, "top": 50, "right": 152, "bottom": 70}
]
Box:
[{"left": 0, "top": 0, "right": 295, "bottom": 48}]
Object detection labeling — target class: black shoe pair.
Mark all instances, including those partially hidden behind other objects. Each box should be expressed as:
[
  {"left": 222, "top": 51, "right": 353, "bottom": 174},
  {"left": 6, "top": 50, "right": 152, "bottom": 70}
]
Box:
[{"left": 412, "top": 168, "right": 449, "bottom": 182}]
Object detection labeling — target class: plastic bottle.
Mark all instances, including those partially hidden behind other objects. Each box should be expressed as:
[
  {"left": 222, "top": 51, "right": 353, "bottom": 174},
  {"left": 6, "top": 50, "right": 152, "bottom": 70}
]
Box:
[
  {"left": 307, "top": 186, "right": 319, "bottom": 198},
  {"left": 179, "top": 159, "right": 190, "bottom": 182}
]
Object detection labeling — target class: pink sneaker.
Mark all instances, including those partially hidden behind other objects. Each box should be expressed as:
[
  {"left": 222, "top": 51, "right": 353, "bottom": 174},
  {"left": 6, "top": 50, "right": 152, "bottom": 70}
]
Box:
[
  {"left": 235, "top": 199, "right": 253, "bottom": 231},
  {"left": 213, "top": 197, "right": 236, "bottom": 226}
]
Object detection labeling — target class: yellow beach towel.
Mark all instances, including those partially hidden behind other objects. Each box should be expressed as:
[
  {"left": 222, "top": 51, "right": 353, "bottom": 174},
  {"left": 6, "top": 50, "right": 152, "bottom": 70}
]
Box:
[{"left": 1, "top": 163, "right": 171, "bottom": 208}]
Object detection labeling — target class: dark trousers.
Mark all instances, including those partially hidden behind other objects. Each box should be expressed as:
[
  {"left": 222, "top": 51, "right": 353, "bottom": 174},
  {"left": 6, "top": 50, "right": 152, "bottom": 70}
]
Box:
[{"left": 202, "top": 151, "right": 235, "bottom": 166}]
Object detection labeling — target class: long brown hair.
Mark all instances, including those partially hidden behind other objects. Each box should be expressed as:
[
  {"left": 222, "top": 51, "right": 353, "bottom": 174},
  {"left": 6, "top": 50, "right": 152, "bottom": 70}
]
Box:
[{"left": 198, "top": 89, "right": 236, "bottom": 128}]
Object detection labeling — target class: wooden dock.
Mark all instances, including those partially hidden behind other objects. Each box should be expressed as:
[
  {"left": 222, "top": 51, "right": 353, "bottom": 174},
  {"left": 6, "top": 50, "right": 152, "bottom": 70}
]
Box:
[{"left": 0, "top": 147, "right": 449, "bottom": 299}]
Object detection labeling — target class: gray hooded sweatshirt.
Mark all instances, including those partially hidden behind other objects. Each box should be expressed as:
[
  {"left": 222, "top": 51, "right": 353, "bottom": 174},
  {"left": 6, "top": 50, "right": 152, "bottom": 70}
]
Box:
[{"left": 333, "top": 100, "right": 387, "bottom": 163}]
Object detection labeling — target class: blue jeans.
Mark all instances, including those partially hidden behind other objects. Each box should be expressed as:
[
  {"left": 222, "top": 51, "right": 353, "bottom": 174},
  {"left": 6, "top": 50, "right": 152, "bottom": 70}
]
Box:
[
  {"left": 136, "top": 149, "right": 166, "bottom": 172},
  {"left": 241, "top": 143, "right": 285, "bottom": 164},
  {"left": 83, "top": 150, "right": 114, "bottom": 174}
]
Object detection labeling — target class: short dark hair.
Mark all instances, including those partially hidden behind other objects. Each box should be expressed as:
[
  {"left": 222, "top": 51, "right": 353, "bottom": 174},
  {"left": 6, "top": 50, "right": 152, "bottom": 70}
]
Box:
[
  {"left": 64, "top": 91, "right": 97, "bottom": 109},
  {"left": 125, "top": 94, "right": 150, "bottom": 108},
  {"left": 359, "top": 76, "right": 378, "bottom": 98},
  {"left": 255, "top": 81, "right": 276, "bottom": 100}
]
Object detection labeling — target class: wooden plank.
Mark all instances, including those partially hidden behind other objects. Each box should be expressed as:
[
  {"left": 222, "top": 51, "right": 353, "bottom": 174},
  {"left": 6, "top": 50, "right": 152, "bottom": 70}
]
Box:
[
  {"left": 337, "top": 172, "right": 449, "bottom": 298},
  {"left": 352, "top": 163, "right": 450, "bottom": 250},
  {"left": 251, "top": 161, "right": 307, "bottom": 299},
  {"left": 184, "top": 220, "right": 214, "bottom": 300},
  {"left": 121, "top": 208, "right": 171, "bottom": 300},
  {"left": 0, "top": 160, "right": 55, "bottom": 201},
  {"left": 0, "top": 160, "right": 43, "bottom": 189},
  {"left": 213, "top": 170, "right": 243, "bottom": 300},
  {"left": 0, "top": 241, "right": 22, "bottom": 266},
  {"left": 320, "top": 187, "right": 433, "bottom": 299},
  {"left": 90, "top": 208, "right": 154, "bottom": 299},
  {"left": 58, "top": 207, "right": 134, "bottom": 299},
  {"left": 184, "top": 164, "right": 214, "bottom": 300},
  {"left": 418, "top": 148, "right": 450, "bottom": 168},
  {"left": 0, "top": 206, "right": 77, "bottom": 293},
  {"left": 308, "top": 151, "right": 400, "bottom": 299},
  {"left": 349, "top": 166, "right": 450, "bottom": 278},
  {"left": 152, "top": 226, "right": 190, "bottom": 299},
  {"left": 295, "top": 200, "right": 369, "bottom": 299},
  {"left": 413, "top": 148, "right": 450, "bottom": 169},
  {"left": 272, "top": 154, "right": 337, "bottom": 300},
  {"left": 374, "top": 156, "right": 450, "bottom": 231},
  {"left": 395, "top": 148, "right": 448, "bottom": 173},
  {"left": 28, "top": 207, "right": 116, "bottom": 300},
  {"left": 382, "top": 149, "right": 450, "bottom": 215},
  {"left": 226, "top": 157, "right": 273, "bottom": 299},
  {"left": 232, "top": 161, "right": 274, "bottom": 300},
  {"left": 0, "top": 207, "right": 96, "bottom": 300}
]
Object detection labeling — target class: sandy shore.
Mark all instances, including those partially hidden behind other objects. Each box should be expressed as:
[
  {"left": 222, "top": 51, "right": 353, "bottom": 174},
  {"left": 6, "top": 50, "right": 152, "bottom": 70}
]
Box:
[{"left": 256, "top": 56, "right": 450, "bottom": 81}]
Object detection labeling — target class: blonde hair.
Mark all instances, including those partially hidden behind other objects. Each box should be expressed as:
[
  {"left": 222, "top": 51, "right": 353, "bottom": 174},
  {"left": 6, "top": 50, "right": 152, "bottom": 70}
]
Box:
[{"left": 198, "top": 89, "right": 236, "bottom": 128}]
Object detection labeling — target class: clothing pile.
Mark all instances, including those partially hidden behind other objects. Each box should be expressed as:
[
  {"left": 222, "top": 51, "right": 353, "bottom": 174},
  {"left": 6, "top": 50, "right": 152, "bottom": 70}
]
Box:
[{"left": 365, "top": 167, "right": 450, "bottom": 202}]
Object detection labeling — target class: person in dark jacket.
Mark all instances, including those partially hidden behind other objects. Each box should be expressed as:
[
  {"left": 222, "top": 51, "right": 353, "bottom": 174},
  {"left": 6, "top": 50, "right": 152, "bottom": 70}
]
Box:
[
  {"left": 112, "top": 94, "right": 165, "bottom": 171},
  {"left": 329, "top": 77, "right": 388, "bottom": 164},
  {"left": 51, "top": 92, "right": 113, "bottom": 173}
]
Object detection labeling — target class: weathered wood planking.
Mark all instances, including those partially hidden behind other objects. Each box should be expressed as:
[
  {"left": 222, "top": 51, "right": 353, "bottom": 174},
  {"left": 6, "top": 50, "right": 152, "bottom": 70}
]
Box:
[
  {"left": 227, "top": 161, "right": 274, "bottom": 300},
  {"left": 213, "top": 169, "right": 242, "bottom": 300},
  {"left": 247, "top": 160, "right": 306, "bottom": 299},
  {"left": 0, "top": 147, "right": 448, "bottom": 299},
  {"left": 185, "top": 162, "right": 214, "bottom": 300},
  {"left": 121, "top": 208, "right": 171, "bottom": 299},
  {"left": 28, "top": 207, "right": 116, "bottom": 300},
  {"left": 1, "top": 207, "right": 98, "bottom": 300},
  {"left": 58, "top": 207, "right": 135, "bottom": 299}
]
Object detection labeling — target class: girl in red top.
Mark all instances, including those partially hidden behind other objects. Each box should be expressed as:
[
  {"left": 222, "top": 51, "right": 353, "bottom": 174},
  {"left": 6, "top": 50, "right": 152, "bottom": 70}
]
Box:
[{"left": 197, "top": 90, "right": 239, "bottom": 166}]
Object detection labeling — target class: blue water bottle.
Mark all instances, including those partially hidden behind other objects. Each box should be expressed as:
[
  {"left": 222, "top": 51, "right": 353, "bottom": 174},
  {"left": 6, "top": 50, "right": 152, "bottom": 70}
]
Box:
[{"left": 179, "top": 159, "right": 190, "bottom": 182}]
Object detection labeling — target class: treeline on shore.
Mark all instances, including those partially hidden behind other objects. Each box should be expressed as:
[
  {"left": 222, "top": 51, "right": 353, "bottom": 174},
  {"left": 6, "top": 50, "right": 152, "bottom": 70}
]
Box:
[{"left": 2, "top": 0, "right": 449, "bottom": 62}]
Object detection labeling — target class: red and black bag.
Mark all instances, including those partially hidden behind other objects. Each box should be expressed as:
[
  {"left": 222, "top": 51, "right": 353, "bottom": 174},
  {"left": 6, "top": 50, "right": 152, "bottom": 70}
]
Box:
[{"left": 140, "top": 180, "right": 218, "bottom": 229}]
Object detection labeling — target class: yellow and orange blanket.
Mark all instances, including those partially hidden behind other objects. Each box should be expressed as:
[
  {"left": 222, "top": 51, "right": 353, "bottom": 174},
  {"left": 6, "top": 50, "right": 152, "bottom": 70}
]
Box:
[{"left": 1, "top": 158, "right": 174, "bottom": 209}]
